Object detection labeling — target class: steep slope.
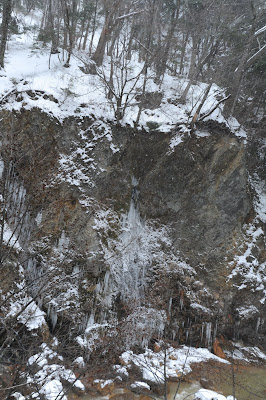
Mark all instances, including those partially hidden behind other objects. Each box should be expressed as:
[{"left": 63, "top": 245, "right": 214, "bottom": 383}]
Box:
[{"left": 0, "top": 109, "right": 265, "bottom": 358}]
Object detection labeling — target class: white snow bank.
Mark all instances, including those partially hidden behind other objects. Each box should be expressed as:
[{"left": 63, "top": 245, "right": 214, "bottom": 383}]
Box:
[
  {"left": 131, "top": 381, "right": 151, "bottom": 391},
  {"left": 120, "top": 346, "right": 229, "bottom": 383},
  {"left": 73, "top": 356, "right": 85, "bottom": 368},
  {"left": 113, "top": 364, "right": 129, "bottom": 377},
  {"left": 7, "top": 294, "right": 46, "bottom": 331},
  {"left": 236, "top": 305, "right": 259, "bottom": 318},
  {"left": 40, "top": 379, "right": 65, "bottom": 400},
  {"left": 27, "top": 343, "right": 85, "bottom": 400},
  {"left": 224, "top": 343, "right": 266, "bottom": 363},
  {"left": 3, "top": 222, "right": 22, "bottom": 250},
  {"left": 194, "top": 389, "right": 236, "bottom": 400},
  {"left": 11, "top": 393, "right": 26, "bottom": 400},
  {"left": 0, "top": 16, "right": 248, "bottom": 139}
]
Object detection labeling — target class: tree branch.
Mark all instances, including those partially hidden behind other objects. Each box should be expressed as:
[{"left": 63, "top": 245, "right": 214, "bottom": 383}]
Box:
[{"left": 198, "top": 94, "right": 231, "bottom": 121}]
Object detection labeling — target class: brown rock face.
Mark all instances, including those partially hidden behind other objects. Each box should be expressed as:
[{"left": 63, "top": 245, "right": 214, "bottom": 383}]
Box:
[{"left": 0, "top": 109, "right": 265, "bottom": 352}]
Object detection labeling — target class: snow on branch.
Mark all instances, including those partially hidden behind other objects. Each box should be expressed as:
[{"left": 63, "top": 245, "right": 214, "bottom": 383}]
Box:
[
  {"left": 247, "top": 44, "right": 266, "bottom": 66},
  {"left": 255, "top": 25, "right": 266, "bottom": 36},
  {"left": 116, "top": 9, "right": 144, "bottom": 21},
  {"left": 198, "top": 94, "right": 231, "bottom": 122}
]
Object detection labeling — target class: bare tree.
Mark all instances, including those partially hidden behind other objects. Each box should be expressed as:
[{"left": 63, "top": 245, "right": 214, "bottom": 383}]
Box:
[
  {"left": 0, "top": 0, "right": 12, "bottom": 69},
  {"left": 95, "top": 28, "right": 144, "bottom": 123},
  {"left": 223, "top": 0, "right": 266, "bottom": 117}
]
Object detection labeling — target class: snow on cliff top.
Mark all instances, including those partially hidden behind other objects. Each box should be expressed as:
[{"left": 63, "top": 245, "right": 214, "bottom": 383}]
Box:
[{"left": 0, "top": 9, "right": 246, "bottom": 138}]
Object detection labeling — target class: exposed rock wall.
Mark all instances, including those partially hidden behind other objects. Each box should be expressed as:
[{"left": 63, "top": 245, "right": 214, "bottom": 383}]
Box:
[{"left": 0, "top": 109, "right": 265, "bottom": 353}]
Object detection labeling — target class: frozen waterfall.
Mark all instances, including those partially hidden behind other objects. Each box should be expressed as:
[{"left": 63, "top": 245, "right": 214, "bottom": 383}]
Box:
[
  {"left": 97, "top": 177, "right": 148, "bottom": 309},
  {"left": 119, "top": 181, "right": 145, "bottom": 301}
]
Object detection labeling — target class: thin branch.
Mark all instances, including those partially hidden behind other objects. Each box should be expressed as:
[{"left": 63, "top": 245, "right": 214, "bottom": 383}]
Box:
[
  {"left": 198, "top": 94, "right": 231, "bottom": 121},
  {"left": 116, "top": 9, "right": 144, "bottom": 21},
  {"left": 246, "top": 44, "right": 266, "bottom": 66}
]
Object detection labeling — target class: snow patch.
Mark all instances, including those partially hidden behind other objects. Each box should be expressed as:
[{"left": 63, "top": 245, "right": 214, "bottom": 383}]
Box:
[
  {"left": 228, "top": 224, "right": 266, "bottom": 304},
  {"left": 3, "top": 222, "right": 22, "bottom": 250},
  {"left": 27, "top": 344, "right": 85, "bottom": 400},
  {"left": 11, "top": 394, "right": 26, "bottom": 400},
  {"left": 120, "top": 346, "right": 228, "bottom": 383},
  {"left": 195, "top": 389, "right": 232, "bottom": 400},
  {"left": 131, "top": 381, "right": 150, "bottom": 391},
  {"left": 250, "top": 175, "right": 266, "bottom": 223},
  {"left": 0, "top": 22, "right": 247, "bottom": 139}
]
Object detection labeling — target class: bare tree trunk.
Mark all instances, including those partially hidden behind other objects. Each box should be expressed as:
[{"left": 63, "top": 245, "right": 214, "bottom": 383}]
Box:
[
  {"left": 92, "top": 11, "right": 112, "bottom": 66},
  {"left": 163, "top": 348, "right": 168, "bottom": 400},
  {"left": 155, "top": 4, "right": 180, "bottom": 82},
  {"left": 40, "top": 1, "right": 48, "bottom": 31},
  {"left": 190, "top": 83, "right": 212, "bottom": 130},
  {"left": 126, "top": 24, "right": 137, "bottom": 61},
  {"left": 48, "top": 0, "right": 59, "bottom": 54},
  {"left": 63, "top": 0, "right": 78, "bottom": 67},
  {"left": 223, "top": 1, "right": 257, "bottom": 117},
  {"left": 0, "top": 0, "right": 12, "bottom": 69},
  {"left": 134, "top": 1, "right": 157, "bottom": 127},
  {"left": 179, "top": 32, "right": 189, "bottom": 75},
  {"left": 82, "top": 20, "right": 90, "bottom": 50},
  {"left": 179, "top": 35, "right": 198, "bottom": 103},
  {"left": 78, "top": 16, "right": 85, "bottom": 50},
  {"left": 88, "top": 0, "right": 98, "bottom": 53},
  {"left": 107, "top": 21, "right": 122, "bottom": 56}
]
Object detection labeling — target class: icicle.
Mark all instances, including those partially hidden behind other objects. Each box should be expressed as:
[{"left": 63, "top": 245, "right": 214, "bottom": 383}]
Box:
[
  {"left": 95, "top": 282, "right": 101, "bottom": 294},
  {"left": 48, "top": 304, "right": 58, "bottom": 329},
  {"left": 168, "top": 297, "right": 172, "bottom": 316},
  {"left": 201, "top": 323, "right": 204, "bottom": 344},
  {"left": 158, "top": 319, "right": 165, "bottom": 339},
  {"left": 58, "top": 230, "right": 69, "bottom": 251},
  {"left": 103, "top": 271, "right": 110, "bottom": 293},
  {"left": 87, "top": 311, "right": 95, "bottom": 328},
  {"left": 213, "top": 320, "right": 218, "bottom": 340},
  {"left": 141, "top": 336, "right": 149, "bottom": 349},
  {"left": 35, "top": 211, "right": 42, "bottom": 226},
  {"left": 205, "top": 322, "right": 212, "bottom": 347},
  {"left": 116, "top": 176, "right": 145, "bottom": 301},
  {"left": 256, "top": 317, "right": 261, "bottom": 333},
  {"left": 234, "top": 321, "right": 240, "bottom": 340},
  {"left": 37, "top": 293, "right": 44, "bottom": 309},
  {"left": 4, "top": 171, "right": 34, "bottom": 247},
  {"left": 72, "top": 265, "right": 80, "bottom": 277},
  {"left": 78, "top": 314, "right": 88, "bottom": 333},
  {"left": 0, "top": 158, "right": 4, "bottom": 179}
]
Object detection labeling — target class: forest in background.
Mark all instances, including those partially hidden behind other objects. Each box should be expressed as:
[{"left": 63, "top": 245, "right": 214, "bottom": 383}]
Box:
[{"left": 0, "top": 0, "right": 265, "bottom": 127}]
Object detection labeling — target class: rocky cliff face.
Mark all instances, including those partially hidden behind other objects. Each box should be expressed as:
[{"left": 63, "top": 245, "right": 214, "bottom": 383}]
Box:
[{"left": 0, "top": 109, "right": 265, "bottom": 360}]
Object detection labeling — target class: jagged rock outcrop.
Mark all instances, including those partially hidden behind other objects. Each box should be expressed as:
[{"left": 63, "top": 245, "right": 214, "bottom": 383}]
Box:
[{"left": 0, "top": 109, "right": 265, "bottom": 356}]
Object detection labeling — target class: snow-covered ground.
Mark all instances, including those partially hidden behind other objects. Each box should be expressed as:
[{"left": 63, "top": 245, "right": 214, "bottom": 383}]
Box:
[
  {"left": 0, "top": 9, "right": 247, "bottom": 139},
  {"left": 228, "top": 223, "right": 266, "bottom": 305},
  {"left": 119, "top": 346, "right": 229, "bottom": 383},
  {"left": 26, "top": 342, "right": 85, "bottom": 400},
  {"left": 195, "top": 389, "right": 236, "bottom": 400}
]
